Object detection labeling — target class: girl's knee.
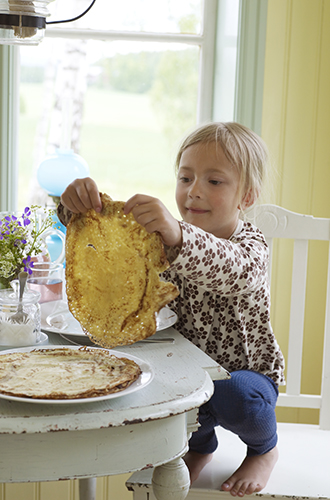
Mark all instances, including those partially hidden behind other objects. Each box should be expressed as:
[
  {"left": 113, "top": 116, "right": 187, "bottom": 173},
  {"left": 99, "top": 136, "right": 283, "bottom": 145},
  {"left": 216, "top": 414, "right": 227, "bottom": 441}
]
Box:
[
  {"left": 207, "top": 370, "right": 278, "bottom": 428},
  {"left": 213, "top": 370, "right": 278, "bottom": 404}
]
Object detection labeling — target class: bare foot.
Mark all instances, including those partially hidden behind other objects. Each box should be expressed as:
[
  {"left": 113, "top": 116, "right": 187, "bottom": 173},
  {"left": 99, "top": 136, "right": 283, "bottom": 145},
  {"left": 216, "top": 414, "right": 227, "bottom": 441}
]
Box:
[
  {"left": 221, "top": 446, "right": 278, "bottom": 497},
  {"left": 183, "top": 450, "right": 213, "bottom": 484}
]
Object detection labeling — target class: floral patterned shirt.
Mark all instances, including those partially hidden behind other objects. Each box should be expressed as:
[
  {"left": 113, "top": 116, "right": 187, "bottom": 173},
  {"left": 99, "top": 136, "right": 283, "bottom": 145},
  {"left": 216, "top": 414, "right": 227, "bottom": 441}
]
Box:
[{"left": 162, "top": 220, "right": 285, "bottom": 386}]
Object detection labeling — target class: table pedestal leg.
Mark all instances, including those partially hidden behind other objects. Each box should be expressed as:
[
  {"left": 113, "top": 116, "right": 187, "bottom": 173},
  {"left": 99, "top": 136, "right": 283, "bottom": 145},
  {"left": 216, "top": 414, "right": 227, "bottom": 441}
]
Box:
[
  {"left": 152, "top": 457, "right": 190, "bottom": 500},
  {"left": 79, "top": 477, "right": 97, "bottom": 500}
]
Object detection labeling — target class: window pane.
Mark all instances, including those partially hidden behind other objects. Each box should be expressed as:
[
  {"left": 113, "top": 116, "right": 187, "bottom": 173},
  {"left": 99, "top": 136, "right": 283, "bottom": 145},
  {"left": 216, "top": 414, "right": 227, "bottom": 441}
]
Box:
[
  {"left": 212, "top": 0, "right": 239, "bottom": 121},
  {"left": 19, "top": 37, "right": 199, "bottom": 217},
  {"left": 48, "top": 0, "right": 203, "bottom": 34}
]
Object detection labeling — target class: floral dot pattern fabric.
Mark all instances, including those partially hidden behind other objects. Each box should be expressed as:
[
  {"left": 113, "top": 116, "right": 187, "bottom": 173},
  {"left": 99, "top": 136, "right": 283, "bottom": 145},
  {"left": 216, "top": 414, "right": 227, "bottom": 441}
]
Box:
[{"left": 162, "top": 220, "right": 285, "bottom": 386}]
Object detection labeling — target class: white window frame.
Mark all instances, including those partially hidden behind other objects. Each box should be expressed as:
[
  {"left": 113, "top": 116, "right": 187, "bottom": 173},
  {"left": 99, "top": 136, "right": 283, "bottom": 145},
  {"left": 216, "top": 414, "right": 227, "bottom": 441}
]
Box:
[
  {"left": 0, "top": 0, "right": 268, "bottom": 211},
  {"left": 44, "top": 0, "right": 218, "bottom": 123},
  {"left": 0, "top": 45, "right": 19, "bottom": 211}
]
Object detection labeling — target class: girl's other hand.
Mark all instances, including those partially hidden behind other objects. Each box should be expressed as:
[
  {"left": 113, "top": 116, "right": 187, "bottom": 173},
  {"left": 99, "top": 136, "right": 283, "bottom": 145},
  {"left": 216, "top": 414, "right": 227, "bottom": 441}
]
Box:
[
  {"left": 61, "top": 177, "right": 102, "bottom": 214},
  {"left": 124, "top": 194, "right": 182, "bottom": 248}
]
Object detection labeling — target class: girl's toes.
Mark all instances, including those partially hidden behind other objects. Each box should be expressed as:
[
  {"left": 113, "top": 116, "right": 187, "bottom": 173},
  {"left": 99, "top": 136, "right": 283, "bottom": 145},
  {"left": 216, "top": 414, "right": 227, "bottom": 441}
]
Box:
[
  {"left": 230, "top": 481, "right": 244, "bottom": 497},
  {"left": 245, "top": 482, "right": 259, "bottom": 495}
]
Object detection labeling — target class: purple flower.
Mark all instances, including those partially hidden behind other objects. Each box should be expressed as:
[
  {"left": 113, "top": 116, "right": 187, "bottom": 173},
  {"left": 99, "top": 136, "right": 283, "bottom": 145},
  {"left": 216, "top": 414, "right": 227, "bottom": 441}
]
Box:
[
  {"left": 22, "top": 256, "right": 34, "bottom": 275},
  {"left": 22, "top": 207, "right": 31, "bottom": 227},
  {"left": 14, "top": 237, "right": 27, "bottom": 247}
]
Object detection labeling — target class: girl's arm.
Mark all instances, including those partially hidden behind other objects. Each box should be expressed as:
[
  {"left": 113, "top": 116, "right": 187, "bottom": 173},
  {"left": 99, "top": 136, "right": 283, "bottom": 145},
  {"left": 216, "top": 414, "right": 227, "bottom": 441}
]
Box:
[{"left": 166, "top": 221, "right": 269, "bottom": 296}]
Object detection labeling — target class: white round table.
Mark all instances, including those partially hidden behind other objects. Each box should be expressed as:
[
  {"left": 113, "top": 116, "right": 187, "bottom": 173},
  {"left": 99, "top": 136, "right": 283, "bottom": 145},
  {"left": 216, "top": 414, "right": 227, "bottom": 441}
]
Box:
[{"left": 0, "top": 328, "right": 229, "bottom": 500}]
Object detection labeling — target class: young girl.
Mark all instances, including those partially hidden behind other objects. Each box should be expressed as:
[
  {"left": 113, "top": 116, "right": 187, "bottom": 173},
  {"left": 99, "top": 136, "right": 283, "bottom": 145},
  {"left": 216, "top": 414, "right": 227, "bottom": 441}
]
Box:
[{"left": 61, "top": 122, "right": 285, "bottom": 497}]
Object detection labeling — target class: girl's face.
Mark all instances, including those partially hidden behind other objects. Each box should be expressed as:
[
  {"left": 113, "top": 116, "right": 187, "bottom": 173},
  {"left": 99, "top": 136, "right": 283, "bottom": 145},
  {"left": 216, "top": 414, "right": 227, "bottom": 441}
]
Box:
[{"left": 175, "top": 142, "right": 242, "bottom": 239}]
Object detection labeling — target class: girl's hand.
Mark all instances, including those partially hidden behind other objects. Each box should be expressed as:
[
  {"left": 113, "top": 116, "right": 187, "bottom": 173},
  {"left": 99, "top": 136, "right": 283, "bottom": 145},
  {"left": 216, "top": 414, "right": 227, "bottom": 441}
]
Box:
[
  {"left": 124, "top": 194, "right": 182, "bottom": 248},
  {"left": 61, "top": 177, "right": 102, "bottom": 214}
]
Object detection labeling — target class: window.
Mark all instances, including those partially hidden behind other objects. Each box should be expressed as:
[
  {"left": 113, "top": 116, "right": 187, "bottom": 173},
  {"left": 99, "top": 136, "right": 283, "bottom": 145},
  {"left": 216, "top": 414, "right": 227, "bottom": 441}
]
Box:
[
  {"left": 2, "top": 0, "right": 259, "bottom": 213},
  {"left": 18, "top": 0, "right": 217, "bottom": 217},
  {"left": 19, "top": 37, "right": 200, "bottom": 217}
]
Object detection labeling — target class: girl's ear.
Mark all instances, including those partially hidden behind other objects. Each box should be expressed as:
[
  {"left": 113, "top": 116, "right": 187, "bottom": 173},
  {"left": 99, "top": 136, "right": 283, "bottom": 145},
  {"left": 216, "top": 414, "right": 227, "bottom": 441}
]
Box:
[{"left": 239, "top": 190, "right": 255, "bottom": 210}]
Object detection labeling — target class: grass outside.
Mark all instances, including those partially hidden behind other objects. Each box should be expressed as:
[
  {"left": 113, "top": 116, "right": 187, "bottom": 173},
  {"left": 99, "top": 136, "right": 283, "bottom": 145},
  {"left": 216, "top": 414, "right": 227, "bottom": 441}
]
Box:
[{"left": 19, "top": 83, "right": 181, "bottom": 218}]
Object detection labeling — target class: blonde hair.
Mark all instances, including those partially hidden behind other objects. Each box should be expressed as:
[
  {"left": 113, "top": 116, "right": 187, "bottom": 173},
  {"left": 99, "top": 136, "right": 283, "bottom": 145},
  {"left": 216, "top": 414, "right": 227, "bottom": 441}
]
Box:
[{"left": 175, "top": 122, "right": 269, "bottom": 208}]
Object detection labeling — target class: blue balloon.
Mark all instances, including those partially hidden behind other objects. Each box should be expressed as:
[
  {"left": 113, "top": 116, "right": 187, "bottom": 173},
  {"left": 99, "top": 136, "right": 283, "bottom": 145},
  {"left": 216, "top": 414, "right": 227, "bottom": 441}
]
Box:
[{"left": 37, "top": 148, "right": 90, "bottom": 197}]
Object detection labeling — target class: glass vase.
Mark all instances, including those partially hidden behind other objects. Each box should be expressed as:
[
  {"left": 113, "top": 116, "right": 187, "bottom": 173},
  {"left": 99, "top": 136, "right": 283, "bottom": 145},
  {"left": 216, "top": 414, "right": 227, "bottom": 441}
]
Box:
[{"left": 0, "top": 288, "right": 41, "bottom": 346}]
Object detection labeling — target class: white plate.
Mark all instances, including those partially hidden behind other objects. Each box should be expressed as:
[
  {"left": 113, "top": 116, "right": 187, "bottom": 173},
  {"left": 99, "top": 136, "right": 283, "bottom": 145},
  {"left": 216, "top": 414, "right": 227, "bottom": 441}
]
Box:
[
  {"left": 156, "top": 307, "right": 177, "bottom": 331},
  {"left": 41, "top": 300, "right": 84, "bottom": 335},
  {"left": 40, "top": 300, "right": 177, "bottom": 337},
  {"left": 0, "top": 345, "right": 153, "bottom": 404}
]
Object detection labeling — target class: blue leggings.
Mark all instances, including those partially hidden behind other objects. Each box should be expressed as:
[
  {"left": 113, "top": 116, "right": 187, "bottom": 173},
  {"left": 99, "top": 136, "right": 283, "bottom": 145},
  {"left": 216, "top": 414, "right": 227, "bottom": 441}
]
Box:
[{"left": 189, "top": 370, "right": 279, "bottom": 457}]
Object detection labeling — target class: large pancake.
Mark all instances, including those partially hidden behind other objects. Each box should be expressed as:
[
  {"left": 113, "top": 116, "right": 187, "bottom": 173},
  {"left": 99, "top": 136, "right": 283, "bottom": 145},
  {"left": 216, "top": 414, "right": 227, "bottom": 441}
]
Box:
[
  {"left": 0, "top": 347, "right": 141, "bottom": 399},
  {"left": 65, "top": 193, "right": 179, "bottom": 347}
]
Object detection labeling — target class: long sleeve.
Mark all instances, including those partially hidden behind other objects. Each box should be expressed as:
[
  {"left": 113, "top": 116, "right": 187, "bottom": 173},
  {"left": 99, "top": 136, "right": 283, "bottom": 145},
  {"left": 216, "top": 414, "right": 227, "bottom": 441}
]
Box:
[
  {"left": 162, "top": 220, "right": 285, "bottom": 386},
  {"left": 167, "top": 221, "right": 269, "bottom": 296}
]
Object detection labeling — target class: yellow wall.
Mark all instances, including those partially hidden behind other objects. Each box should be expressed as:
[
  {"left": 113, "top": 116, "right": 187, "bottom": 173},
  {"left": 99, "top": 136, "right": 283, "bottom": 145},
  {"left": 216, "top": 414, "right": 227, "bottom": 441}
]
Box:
[
  {"left": 261, "top": 0, "right": 330, "bottom": 423},
  {"left": 262, "top": 0, "right": 330, "bottom": 215},
  {"left": 0, "top": 476, "right": 132, "bottom": 500}
]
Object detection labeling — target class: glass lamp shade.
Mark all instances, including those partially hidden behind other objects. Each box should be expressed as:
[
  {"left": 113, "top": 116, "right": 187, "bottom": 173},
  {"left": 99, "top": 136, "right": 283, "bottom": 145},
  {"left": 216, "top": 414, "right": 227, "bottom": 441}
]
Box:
[
  {"left": 37, "top": 148, "right": 90, "bottom": 197},
  {"left": 0, "top": 0, "right": 54, "bottom": 45}
]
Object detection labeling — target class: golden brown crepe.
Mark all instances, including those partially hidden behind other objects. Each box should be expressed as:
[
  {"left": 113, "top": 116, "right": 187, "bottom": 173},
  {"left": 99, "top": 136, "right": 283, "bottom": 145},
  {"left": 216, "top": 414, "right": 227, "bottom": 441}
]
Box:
[
  {"left": 65, "top": 193, "right": 179, "bottom": 347},
  {"left": 0, "top": 347, "right": 141, "bottom": 399}
]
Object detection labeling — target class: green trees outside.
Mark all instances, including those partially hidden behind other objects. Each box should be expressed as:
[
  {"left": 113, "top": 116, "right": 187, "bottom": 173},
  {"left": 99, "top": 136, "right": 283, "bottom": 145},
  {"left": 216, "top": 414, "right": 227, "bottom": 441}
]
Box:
[
  {"left": 21, "top": 47, "right": 198, "bottom": 150},
  {"left": 94, "top": 48, "right": 198, "bottom": 146}
]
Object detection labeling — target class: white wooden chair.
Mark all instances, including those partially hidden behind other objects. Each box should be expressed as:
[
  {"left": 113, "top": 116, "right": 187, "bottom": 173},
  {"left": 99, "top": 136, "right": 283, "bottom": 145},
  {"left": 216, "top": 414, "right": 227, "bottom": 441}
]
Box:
[{"left": 127, "top": 204, "right": 330, "bottom": 500}]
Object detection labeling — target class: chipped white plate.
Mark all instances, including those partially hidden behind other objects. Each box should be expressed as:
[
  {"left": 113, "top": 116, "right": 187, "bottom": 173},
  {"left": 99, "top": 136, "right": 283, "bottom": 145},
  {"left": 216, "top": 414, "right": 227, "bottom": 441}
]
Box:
[{"left": 0, "top": 345, "right": 153, "bottom": 404}]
